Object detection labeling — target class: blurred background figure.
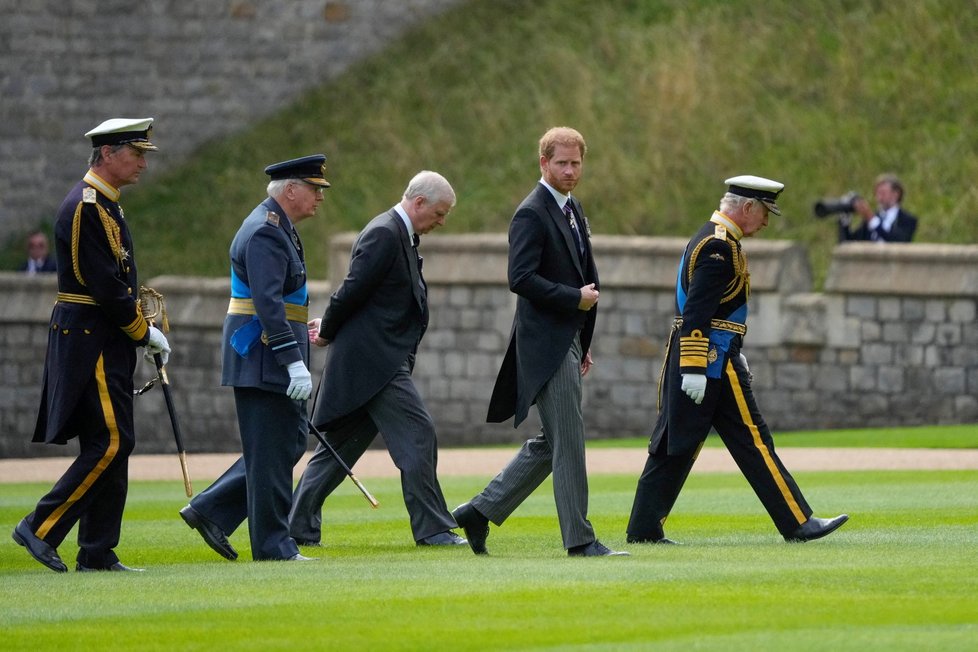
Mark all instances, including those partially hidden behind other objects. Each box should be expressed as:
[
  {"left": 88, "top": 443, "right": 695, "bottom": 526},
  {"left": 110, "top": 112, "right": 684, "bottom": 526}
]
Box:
[
  {"left": 19, "top": 230, "right": 57, "bottom": 274},
  {"left": 835, "top": 173, "right": 918, "bottom": 243}
]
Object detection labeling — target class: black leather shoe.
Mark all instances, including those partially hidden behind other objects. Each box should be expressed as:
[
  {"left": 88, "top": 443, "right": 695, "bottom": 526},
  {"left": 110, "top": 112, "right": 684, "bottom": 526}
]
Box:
[
  {"left": 179, "top": 505, "right": 238, "bottom": 560},
  {"left": 293, "top": 538, "right": 323, "bottom": 548},
  {"left": 76, "top": 561, "right": 145, "bottom": 572},
  {"left": 416, "top": 530, "right": 467, "bottom": 546},
  {"left": 784, "top": 514, "right": 849, "bottom": 542},
  {"left": 286, "top": 553, "right": 318, "bottom": 561},
  {"left": 452, "top": 502, "right": 489, "bottom": 555},
  {"left": 627, "top": 535, "right": 681, "bottom": 545},
  {"left": 12, "top": 519, "right": 67, "bottom": 573},
  {"left": 568, "top": 540, "right": 630, "bottom": 557}
]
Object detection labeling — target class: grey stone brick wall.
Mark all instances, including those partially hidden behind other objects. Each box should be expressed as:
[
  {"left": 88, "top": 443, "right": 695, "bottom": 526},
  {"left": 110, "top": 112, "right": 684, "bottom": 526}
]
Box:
[
  {"left": 2, "top": 238, "right": 976, "bottom": 458},
  {"left": 0, "top": 0, "right": 465, "bottom": 242}
]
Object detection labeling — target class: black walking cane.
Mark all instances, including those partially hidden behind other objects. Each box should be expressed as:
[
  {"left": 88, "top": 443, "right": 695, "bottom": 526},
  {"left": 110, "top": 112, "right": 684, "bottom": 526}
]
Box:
[
  {"left": 138, "top": 286, "right": 193, "bottom": 497},
  {"left": 307, "top": 419, "right": 379, "bottom": 508}
]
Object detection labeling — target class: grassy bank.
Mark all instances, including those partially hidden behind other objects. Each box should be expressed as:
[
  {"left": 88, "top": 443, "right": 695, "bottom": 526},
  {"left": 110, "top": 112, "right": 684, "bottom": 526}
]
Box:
[{"left": 8, "top": 0, "right": 973, "bottom": 285}]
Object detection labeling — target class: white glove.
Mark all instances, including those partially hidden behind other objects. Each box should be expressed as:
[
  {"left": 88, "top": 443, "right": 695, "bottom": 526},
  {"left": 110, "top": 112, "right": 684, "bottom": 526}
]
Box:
[
  {"left": 738, "top": 353, "right": 749, "bottom": 373},
  {"left": 681, "top": 373, "right": 707, "bottom": 405},
  {"left": 144, "top": 326, "right": 171, "bottom": 367},
  {"left": 286, "top": 361, "right": 313, "bottom": 400}
]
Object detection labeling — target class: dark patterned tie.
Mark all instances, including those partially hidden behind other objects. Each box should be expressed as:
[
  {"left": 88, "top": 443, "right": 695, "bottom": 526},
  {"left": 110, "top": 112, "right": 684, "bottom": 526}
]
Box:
[{"left": 564, "top": 201, "right": 584, "bottom": 259}]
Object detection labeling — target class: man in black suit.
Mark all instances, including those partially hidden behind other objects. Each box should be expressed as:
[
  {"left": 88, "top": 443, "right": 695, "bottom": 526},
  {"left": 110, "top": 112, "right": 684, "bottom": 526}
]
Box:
[
  {"left": 18, "top": 231, "right": 58, "bottom": 274},
  {"left": 627, "top": 175, "right": 848, "bottom": 545},
  {"left": 288, "top": 170, "right": 463, "bottom": 548},
  {"left": 839, "top": 173, "right": 918, "bottom": 242},
  {"left": 452, "top": 127, "right": 627, "bottom": 557}
]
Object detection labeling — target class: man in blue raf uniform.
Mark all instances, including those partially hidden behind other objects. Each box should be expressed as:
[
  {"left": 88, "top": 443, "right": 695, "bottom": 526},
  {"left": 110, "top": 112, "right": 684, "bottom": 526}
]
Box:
[
  {"left": 627, "top": 175, "right": 849, "bottom": 545},
  {"left": 177, "top": 155, "right": 327, "bottom": 562},
  {"left": 12, "top": 117, "right": 170, "bottom": 573}
]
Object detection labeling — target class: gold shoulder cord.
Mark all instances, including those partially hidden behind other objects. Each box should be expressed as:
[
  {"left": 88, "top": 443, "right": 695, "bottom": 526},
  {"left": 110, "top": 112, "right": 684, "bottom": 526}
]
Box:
[
  {"left": 70, "top": 202, "right": 127, "bottom": 286},
  {"left": 687, "top": 234, "right": 750, "bottom": 304}
]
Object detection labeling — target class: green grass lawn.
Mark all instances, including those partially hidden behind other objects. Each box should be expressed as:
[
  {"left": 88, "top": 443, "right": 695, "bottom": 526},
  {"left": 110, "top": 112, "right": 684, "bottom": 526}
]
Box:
[
  {"left": 591, "top": 423, "right": 978, "bottom": 450},
  {"left": 2, "top": 469, "right": 976, "bottom": 651}
]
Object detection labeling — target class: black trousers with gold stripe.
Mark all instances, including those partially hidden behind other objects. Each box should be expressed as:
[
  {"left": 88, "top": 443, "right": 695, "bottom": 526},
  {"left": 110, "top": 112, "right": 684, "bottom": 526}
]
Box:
[
  {"left": 26, "top": 351, "right": 136, "bottom": 568},
  {"left": 628, "top": 359, "right": 813, "bottom": 539}
]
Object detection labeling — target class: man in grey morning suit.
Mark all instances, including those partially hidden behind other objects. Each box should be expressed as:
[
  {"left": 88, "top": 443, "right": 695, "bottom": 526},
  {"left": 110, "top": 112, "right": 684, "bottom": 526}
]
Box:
[
  {"left": 289, "top": 171, "right": 464, "bottom": 547},
  {"left": 178, "top": 155, "right": 328, "bottom": 562},
  {"left": 452, "top": 127, "right": 627, "bottom": 557}
]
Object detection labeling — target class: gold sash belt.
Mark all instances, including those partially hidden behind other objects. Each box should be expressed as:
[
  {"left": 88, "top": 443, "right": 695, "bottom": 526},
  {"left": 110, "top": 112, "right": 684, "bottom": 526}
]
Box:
[
  {"left": 227, "top": 297, "right": 308, "bottom": 323},
  {"left": 672, "top": 317, "right": 747, "bottom": 335}
]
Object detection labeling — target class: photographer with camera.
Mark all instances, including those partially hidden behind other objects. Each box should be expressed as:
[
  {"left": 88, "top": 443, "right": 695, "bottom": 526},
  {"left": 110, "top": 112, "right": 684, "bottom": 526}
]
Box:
[{"left": 814, "top": 173, "right": 918, "bottom": 243}]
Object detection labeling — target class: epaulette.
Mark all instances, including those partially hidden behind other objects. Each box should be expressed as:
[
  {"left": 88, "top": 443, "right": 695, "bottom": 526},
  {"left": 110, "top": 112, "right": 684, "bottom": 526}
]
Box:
[
  {"left": 82, "top": 187, "right": 97, "bottom": 204},
  {"left": 714, "top": 224, "right": 727, "bottom": 240},
  {"left": 266, "top": 211, "right": 280, "bottom": 226}
]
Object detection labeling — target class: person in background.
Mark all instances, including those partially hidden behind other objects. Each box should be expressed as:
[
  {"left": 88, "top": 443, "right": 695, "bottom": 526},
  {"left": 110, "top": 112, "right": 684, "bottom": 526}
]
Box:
[
  {"left": 178, "top": 155, "right": 328, "bottom": 562},
  {"left": 289, "top": 171, "right": 464, "bottom": 548},
  {"left": 627, "top": 175, "right": 849, "bottom": 545},
  {"left": 19, "top": 230, "right": 57, "bottom": 274},
  {"left": 12, "top": 117, "right": 170, "bottom": 572},
  {"left": 839, "top": 173, "right": 918, "bottom": 242}
]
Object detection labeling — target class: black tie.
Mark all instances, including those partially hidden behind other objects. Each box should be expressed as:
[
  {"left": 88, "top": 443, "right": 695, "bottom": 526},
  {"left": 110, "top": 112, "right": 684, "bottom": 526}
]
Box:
[{"left": 564, "top": 201, "right": 584, "bottom": 259}]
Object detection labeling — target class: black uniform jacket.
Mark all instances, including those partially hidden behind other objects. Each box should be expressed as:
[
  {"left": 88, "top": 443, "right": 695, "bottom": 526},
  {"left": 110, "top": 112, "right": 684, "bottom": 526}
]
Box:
[
  {"left": 34, "top": 173, "right": 150, "bottom": 444},
  {"left": 651, "top": 212, "right": 749, "bottom": 455},
  {"left": 486, "top": 183, "right": 598, "bottom": 427},
  {"left": 311, "top": 209, "right": 427, "bottom": 429}
]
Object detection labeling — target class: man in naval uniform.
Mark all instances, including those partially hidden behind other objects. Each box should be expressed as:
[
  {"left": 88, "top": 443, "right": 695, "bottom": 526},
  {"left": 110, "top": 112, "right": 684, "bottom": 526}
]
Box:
[
  {"left": 626, "top": 175, "right": 849, "bottom": 545},
  {"left": 178, "top": 155, "right": 328, "bottom": 562},
  {"left": 12, "top": 117, "right": 170, "bottom": 572}
]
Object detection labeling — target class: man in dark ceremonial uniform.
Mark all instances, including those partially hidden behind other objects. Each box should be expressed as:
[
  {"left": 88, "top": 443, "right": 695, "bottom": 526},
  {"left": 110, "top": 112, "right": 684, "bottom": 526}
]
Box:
[
  {"left": 12, "top": 118, "right": 170, "bottom": 572},
  {"left": 627, "top": 175, "right": 849, "bottom": 545},
  {"left": 178, "top": 156, "right": 327, "bottom": 562}
]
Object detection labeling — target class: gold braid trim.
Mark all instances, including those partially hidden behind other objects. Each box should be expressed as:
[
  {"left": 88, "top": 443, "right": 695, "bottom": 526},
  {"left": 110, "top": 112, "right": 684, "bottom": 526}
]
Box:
[
  {"left": 95, "top": 203, "right": 127, "bottom": 264},
  {"left": 71, "top": 202, "right": 85, "bottom": 286},
  {"left": 689, "top": 234, "right": 750, "bottom": 304}
]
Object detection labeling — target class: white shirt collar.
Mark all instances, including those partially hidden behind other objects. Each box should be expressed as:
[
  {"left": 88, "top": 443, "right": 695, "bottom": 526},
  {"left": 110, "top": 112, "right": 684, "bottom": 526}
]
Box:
[
  {"left": 539, "top": 178, "right": 571, "bottom": 210},
  {"left": 393, "top": 203, "right": 415, "bottom": 240}
]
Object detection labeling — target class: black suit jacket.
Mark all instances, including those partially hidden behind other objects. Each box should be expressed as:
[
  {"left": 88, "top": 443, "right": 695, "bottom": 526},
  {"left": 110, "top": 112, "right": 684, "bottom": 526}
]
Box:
[
  {"left": 839, "top": 207, "right": 918, "bottom": 242},
  {"left": 312, "top": 209, "right": 427, "bottom": 428},
  {"left": 487, "top": 183, "right": 598, "bottom": 426}
]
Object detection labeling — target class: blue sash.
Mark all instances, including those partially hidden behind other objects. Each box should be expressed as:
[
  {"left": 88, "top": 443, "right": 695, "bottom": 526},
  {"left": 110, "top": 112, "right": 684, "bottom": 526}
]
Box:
[{"left": 229, "top": 267, "right": 308, "bottom": 357}]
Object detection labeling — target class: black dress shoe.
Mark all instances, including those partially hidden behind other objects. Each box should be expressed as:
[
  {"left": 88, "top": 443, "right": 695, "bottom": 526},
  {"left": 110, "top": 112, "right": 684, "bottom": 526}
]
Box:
[
  {"left": 179, "top": 505, "right": 238, "bottom": 560},
  {"left": 568, "top": 540, "right": 630, "bottom": 557},
  {"left": 627, "top": 535, "right": 681, "bottom": 545},
  {"left": 293, "top": 538, "right": 323, "bottom": 548},
  {"left": 416, "top": 530, "right": 467, "bottom": 546},
  {"left": 452, "top": 502, "right": 489, "bottom": 555},
  {"left": 784, "top": 514, "right": 850, "bottom": 542},
  {"left": 76, "top": 561, "right": 145, "bottom": 572},
  {"left": 12, "top": 519, "right": 68, "bottom": 573},
  {"left": 285, "top": 553, "right": 318, "bottom": 561}
]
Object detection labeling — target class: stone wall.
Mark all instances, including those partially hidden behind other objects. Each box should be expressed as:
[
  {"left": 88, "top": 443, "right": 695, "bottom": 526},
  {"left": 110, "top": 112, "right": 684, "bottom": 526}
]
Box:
[
  {"left": 1, "top": 238, "right": 976, "bottom": 458},
  {"left": 0, "top": 0, "right": 465, "bottom": 242}
]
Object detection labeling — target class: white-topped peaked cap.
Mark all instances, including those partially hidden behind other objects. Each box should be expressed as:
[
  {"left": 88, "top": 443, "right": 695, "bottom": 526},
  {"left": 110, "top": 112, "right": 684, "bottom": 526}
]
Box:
[
  {"left": 725, "top": 174, "right": 784, "bottom": 215},
  {"left": 84, "top": 117, "right": 158, "bottom": 151}
]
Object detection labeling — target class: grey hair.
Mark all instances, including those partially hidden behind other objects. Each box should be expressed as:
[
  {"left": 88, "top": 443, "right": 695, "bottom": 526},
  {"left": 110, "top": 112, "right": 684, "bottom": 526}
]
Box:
[
  {"left": 267, "top": 178, "right": 294, "bottom": 198},
  {"left": 88, "top": 144, "right": 127, "bottom": 167},
  {"left": 403, "top": 171, "right": 456, "bottom": 207},
  {"left": 719, "top": 192, "right": 750, "bottom": 214}
]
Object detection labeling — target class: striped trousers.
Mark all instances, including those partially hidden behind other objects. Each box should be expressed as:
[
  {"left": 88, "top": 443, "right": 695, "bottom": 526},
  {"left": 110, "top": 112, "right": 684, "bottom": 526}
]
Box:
[{"left": 472, "top": 336, "right": 596, "bottom": 549}]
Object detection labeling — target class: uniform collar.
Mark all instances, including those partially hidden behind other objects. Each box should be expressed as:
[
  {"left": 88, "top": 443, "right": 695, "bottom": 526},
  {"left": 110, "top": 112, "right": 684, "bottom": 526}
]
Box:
[
  {"left": 710, "top": 211, "right": 743, "bottom": 241},
  {"left": 83, "top": 170, "right": 121, "bottom": 202}
]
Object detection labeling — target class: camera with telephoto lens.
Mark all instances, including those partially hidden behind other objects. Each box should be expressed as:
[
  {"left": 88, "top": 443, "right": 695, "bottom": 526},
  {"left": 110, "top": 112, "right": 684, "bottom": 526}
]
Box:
[{"left": 813, "top": 191, "right": 860, "bottom": 218}]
